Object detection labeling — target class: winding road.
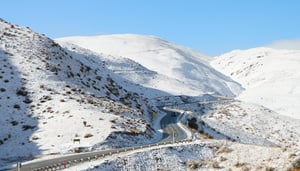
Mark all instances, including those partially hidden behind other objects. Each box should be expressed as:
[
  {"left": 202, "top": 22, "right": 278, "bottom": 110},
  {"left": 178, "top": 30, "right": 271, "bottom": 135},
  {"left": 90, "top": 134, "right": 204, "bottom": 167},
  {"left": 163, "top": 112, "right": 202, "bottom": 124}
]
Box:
[{"left": 6, "top": 107, "right": 190, "bottom": 171}]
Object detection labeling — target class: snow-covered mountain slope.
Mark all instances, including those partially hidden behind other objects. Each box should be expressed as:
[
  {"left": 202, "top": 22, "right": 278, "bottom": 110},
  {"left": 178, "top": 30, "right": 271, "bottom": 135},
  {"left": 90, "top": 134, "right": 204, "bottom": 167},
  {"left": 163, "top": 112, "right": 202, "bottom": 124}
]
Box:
[
  {"left": 56, "top": 34, "right": 243, "bottom": 97},
  {"left": 58, "top": 43, "right": 177, "bottom": 98},
  {"left": 211, "top": 47, "right": 300, "bottom": 119},
  {"left": 0, "top": 19, "right": 158, "bottom": 166}
]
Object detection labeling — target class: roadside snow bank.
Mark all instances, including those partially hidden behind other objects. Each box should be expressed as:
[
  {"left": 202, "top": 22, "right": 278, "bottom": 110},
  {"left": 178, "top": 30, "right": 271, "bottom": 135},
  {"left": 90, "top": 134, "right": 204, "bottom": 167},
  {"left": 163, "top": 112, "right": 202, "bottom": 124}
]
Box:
[{"left": 65, "top": 140, "right": 296, "bottom": 170}]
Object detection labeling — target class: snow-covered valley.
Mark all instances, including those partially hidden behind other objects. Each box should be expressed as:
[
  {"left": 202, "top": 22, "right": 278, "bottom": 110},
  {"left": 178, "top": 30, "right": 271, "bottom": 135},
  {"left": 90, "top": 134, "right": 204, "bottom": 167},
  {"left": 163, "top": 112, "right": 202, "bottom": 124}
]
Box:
[{"left": 1, "top": 18, "right": 300, "bottom": 170}]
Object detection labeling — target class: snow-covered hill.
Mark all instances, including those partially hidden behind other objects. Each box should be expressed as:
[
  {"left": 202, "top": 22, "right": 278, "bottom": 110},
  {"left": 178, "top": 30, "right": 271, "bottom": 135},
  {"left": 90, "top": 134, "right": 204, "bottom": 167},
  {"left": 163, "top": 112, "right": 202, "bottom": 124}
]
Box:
[
  {"left": 2, "top": 18, "right": 300, "bottom": 170},
  {"left": 56, "top": 34, "right": 243, "bottom": 97},
  {"left": 0, "top": 19, "right": 159, "bottom": 166},
  {"left": 211, "top": 47, "right": 300, "bottom": 119}
]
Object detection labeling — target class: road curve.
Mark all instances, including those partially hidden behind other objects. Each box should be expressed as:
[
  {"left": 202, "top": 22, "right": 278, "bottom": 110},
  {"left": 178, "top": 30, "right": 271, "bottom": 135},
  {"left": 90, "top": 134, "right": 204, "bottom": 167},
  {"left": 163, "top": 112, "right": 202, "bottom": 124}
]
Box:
[{"left": 6, "top": 107, "right": 189, "bottom": 171}]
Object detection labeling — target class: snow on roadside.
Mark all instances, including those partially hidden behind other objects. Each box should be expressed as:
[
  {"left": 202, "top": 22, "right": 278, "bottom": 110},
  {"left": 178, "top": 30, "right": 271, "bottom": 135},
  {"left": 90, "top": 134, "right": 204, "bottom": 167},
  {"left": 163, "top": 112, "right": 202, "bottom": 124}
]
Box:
[
  {"left": 62, "top": 98, "right": 300, "bottom": 171},
  {"left": 64, "top": 140, "right": 296, "bottom": 171}
]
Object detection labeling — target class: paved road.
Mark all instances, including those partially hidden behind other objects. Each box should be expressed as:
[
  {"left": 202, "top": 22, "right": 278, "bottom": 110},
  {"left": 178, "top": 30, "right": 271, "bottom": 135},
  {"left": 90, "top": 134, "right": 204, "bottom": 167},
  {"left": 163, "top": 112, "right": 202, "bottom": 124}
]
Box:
[
  {"left": 159, "top": 107, "right": 187, "bottom": 143},
  {"left": 6, "top": 107, "right": 189, "bottom": 171}
]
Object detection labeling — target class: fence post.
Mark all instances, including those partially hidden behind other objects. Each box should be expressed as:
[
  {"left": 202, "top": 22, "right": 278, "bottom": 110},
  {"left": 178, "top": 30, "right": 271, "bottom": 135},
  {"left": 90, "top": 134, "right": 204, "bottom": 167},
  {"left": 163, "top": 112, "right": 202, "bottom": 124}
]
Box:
[{"left": 17, "top": 162, "right": 21, "bottom": 171}]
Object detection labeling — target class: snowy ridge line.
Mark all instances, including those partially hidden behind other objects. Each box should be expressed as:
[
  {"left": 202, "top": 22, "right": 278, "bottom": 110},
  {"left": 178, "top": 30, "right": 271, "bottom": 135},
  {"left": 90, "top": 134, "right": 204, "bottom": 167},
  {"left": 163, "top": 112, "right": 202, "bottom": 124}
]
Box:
[{"left": 202, "top": 117, "right": 277, "bottom": 147}]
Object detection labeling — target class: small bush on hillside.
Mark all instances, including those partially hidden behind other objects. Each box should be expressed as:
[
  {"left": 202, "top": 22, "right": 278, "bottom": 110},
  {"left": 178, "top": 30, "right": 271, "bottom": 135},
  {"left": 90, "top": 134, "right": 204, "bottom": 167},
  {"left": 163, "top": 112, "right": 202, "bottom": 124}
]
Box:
[
  {"left": 110, "top": 119, "right": 117, "bottom": 123},
  {"left": 188, "top": 117, "right": 198, "bottom": 130},
  {"left": 187, "top": 161, "right": 200, "bottom": 170},
  {"left": 13, "top": 104, "right": 20, "bottom": 109},
  {"left": 22, "top": 125, "right": 35, "bottom": 131},
  {"left": 31, "top": 136, "right": 39, "bottom": 141},
  {"left": 291, "top": 157, "right": 300, "bottom": 170},
  {"left": 16, "top": 88, "right": 28, "bottom": 96},
  {"left": 39, "top": 84, "right": 45, "bottom": 89},
  {"left": 23, "top": 98, "right": 33, "bottom": 104},
  {"left": 95, "top": 76, "right": 102, "bottom": 81},
  {"left": 11, "top": 121, "right": 18, "bottom": 126},
  {"left": 84, "top": 133, "right": 93, "bottom": 138}
]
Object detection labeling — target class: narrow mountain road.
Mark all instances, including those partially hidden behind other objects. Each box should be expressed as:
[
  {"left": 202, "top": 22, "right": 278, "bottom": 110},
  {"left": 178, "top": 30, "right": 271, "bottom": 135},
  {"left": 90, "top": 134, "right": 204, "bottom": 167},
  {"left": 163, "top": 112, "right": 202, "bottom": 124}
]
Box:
[
  {"left": 159, "top": 107, "right": 187, "bottom": 143},
  {"left": 6, "top": 107, "right": 190, "bottom": 171}
]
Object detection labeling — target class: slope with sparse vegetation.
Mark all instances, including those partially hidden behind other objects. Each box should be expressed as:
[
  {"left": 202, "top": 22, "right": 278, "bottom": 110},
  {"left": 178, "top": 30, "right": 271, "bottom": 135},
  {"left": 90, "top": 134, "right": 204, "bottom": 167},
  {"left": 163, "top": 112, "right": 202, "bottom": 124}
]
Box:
[{"left": 0, "top": 18, "right": 159, "bottom": 166}]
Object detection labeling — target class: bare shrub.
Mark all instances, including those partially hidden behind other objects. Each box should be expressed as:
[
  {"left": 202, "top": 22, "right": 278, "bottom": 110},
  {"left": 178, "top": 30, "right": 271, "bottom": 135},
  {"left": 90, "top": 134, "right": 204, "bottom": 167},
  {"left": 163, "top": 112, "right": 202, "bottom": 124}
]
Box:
[
  {"left": 83, "top": 121, "right": 87, "bottom": 127},
  {"left": 187, "top": 161, "right": 199, "bottom": 170},
  {"left": 11, "top": 121, "right": 18, "bottom": 126},
  {"left": 129, "top": 127, "right": 139, "bottom": 135},
  {"left": 110, "top": 119, "right": 117, "bottom": 123},
  {"left": 31, "top": 136, "right": 39, "bottom": 140},
  {"left": 291, "top": 157, "right": 300, "bottom": 171},
  {"left": 16, "top": 88, "right": 28, "bottom": 96},
  {"left": 22, "top": 125, "right": 35, "bottom": 131},
  {"left": 84, "top": 133, "right": 93, "bottom": 138},
  {"left": 13, "top": 104, "right": 20, "bottom": 109},
  {"left": 211, "top": 161, "right": 221, "bottom": 168},
  {"left": 23, "top": 97, "right": 32, "bottom": 104}
]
